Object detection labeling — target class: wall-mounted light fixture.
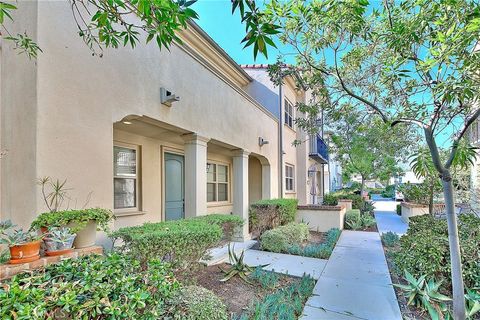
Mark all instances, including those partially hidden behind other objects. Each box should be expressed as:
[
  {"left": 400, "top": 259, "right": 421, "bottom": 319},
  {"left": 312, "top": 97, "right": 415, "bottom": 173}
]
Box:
[
  {"left": 259, "top": 137, "right": 269, "bottom": 147},
  {"left": 206, "top": 163, "right": 211, "bottom": 173},
  {"left": 160, "top": 87, "right": 180, "bottom": 106}
]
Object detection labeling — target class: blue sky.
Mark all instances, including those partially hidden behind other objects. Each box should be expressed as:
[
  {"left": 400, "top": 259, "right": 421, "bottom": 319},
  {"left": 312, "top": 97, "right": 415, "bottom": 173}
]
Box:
[
  {"left": 192, "top": 1, "right": 455, "bottom": 149},
  {"left": 193, "top": 0, "right": 284, "bottom": 64}
]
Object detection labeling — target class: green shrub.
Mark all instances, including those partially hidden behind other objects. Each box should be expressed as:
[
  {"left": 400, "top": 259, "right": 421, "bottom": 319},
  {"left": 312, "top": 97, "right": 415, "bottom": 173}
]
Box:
[
  {"left": 0, "top": 253, "right": 179, "bottom": 319},
  {"left": 261, "top": 223, "right": 309, "bottom": 253},
  {"left": 345, "top": 209, "right": 376, "bottom": 230},
  {"left": 322, "top": 193, "right": 338, "bottom": 206},
  {"left": 360, "top": 201, "right": 375, "bottom": 215},
  {"left": 286, "top": 228, "right": 341, "bottom": 259},
  {"left": 381, "top": 231, "right": 400, "bottom": 247},
  {"left": 111, "top": 218, "right": 223, "bottom": 268},
  {"left": 345, "top": 209, "right": 360, "bottom": 225},
  {"left": 249, "top": 199, "right": 298, "bottom": 235},
  {"left": 172, "top": 286, "right": 228, "bottom": 320},
  {"left": 31, "top": 208, "right": 114, "bottom": 232},
  {"left": 394, "top": 214, "right": 480, "bottom": 289},
  {"left": 381, "top": 185, "right": 395, "bottom": 198},
  {"left": 243, "top": 275, "right": 315, "bottom": 319},
  {"left": 193, "top": 214, "right": 243, "bottom": 240}
]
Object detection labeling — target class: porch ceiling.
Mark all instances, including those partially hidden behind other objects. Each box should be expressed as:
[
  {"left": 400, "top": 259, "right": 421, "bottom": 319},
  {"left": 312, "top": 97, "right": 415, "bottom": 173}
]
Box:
[{"left": 114, "top": 116, "right": 190, "bottom": 144}]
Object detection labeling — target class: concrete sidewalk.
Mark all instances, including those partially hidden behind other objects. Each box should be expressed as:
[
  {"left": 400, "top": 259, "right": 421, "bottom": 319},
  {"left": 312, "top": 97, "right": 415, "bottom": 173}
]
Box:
[
  {"left": 301, "top": 231, "right": 402, "bottom": 320},
  {"left": 373, "top": 200, "right": 408, "bottom": 235}
]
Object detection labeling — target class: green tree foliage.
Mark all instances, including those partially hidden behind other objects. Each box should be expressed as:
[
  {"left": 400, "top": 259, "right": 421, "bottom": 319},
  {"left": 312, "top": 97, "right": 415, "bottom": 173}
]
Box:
[
  {"left": 329, "top": 109, "right": 414, "bottom": 194},
  {"left": 1, "top": 0, "right": 278, "bottom": 59},
  {"left": 250, "top": 1, "right": 480, "bottom": 317}
]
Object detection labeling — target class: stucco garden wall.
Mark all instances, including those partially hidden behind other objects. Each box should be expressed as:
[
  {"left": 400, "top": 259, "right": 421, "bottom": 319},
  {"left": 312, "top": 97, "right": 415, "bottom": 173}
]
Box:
[{"left": 296, "top": 205, "right": 346, "bottom": 232}]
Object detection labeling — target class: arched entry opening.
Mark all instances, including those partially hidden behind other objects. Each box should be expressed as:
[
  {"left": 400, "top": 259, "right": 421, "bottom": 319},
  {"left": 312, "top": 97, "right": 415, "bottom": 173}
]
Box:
[{"left": 248, "top": 153, "right": 272, "bottom": 204}]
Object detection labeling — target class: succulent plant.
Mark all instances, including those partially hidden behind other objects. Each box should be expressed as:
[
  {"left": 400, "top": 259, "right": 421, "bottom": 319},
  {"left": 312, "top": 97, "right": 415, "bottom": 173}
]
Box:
[
  {"left": 44, "top": 227, "right": 76, "bottom": 251},
  {"left": 0, "top": 222, "right": 42, "bottom": 246}
]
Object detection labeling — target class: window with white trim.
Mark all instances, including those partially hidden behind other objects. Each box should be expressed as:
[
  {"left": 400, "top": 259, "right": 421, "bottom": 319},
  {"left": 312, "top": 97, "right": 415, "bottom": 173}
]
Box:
[
  {"left": 114, "top": 145, "right": 139, "bottom": 210},
  {"left": 207, "top": 163, "right": 229, "bottom": 202},
  {"left": 285, "top": 164, "right": 295, "bottom": 191},
  {"left": 284, "top": 99, "right": 294, "bottom": 129}
]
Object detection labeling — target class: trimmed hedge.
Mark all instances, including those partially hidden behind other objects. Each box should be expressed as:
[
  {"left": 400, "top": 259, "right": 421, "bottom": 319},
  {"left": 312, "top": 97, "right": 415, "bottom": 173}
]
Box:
[
  {"left": 249, "top": 198, "right": 298, "bottom": 235},
  {"left": 111, "top": 215, "right": 243, "bottom": 268},
  {"left": 260, "top": 223, "right": 309, "bottom": 253},
  {"left": 193, "top": 214, "right": 244, "bottom": 240},
  {"left": 172, "top": 286, "right": 228, "bottom": 320},
  {"left": 0, "top": 253, "right": 180, "bottom": 319},
  {"left": 322, "top": 193, "right": 338, "bottom": 206}
]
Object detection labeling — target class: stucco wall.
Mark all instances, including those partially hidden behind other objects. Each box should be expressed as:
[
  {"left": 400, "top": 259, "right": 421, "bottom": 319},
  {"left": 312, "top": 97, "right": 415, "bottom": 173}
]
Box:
[
  {"left": 0, "top": 0, "right": 38, "bottom": 227},
  {"left": 3, "top": 1, "right": 280, "bottom": 229}
]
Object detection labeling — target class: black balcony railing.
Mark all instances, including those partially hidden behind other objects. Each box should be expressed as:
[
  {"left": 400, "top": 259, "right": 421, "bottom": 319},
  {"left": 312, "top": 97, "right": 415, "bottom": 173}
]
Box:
[{"left": 309, "top": 134, "right": 329, "bottom": 164}]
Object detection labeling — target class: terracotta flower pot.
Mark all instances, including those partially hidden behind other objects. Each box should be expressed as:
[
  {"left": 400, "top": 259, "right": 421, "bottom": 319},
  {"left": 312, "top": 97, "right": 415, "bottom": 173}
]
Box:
[{"left": 9, "top": 240, "right": 41, "bottom": 264}]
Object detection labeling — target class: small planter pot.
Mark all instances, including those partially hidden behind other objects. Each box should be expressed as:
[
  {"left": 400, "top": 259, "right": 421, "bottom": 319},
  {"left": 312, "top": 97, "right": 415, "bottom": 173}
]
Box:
[
  {"left": 9, "top": 240, "right": 42, "bottom": 264},
  {"left": 44, "top": 235, "right": 76, "bottom": 256},
  {"left": 67, "top": 220, "right": 97, "bottom": 248}
]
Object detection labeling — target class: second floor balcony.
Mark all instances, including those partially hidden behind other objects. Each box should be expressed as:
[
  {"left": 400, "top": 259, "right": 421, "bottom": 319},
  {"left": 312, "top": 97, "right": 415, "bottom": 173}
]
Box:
[{"left": 309, "top": 134, "right": 329, "bottom": 164}]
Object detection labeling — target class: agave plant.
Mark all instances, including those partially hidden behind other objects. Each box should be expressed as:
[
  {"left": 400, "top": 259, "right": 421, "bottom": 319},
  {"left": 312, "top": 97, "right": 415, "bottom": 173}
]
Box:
[
  {"left": 220, "top": 244, "right": 268, "bottom": 284},
  {"left": 395, "top": 271, "right": 451, "bottom": 320},
  {"left": 0, "top": 227, "right": 42, "bottom": 246},
  {"left": 465, "top": 289, "right": 480, "bottom": 318}
]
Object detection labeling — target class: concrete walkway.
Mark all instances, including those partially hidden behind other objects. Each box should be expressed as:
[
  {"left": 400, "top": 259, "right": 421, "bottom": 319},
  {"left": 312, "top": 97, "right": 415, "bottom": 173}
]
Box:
[
  {"left": 373, "top": 199, "right": 408, "bottom": 235},
  {"left": 301, "top": 231, "right": 402, "bottom": 320},
  {"left": 243, "top": 249, "right": 327, "bottom": 280}
]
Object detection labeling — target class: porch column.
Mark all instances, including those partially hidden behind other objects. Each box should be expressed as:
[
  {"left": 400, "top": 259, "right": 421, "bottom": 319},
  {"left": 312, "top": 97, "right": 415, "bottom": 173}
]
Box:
[
  {"left": 182, "top": 133, "right": 210, "bottom": 218},
  {"left": 233, "top": 149, "right": 250, "bottom": 240}
]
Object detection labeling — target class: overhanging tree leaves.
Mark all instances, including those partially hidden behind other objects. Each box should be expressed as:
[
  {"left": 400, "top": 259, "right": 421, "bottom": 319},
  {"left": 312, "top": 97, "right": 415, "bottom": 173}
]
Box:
[
  {"left": 1, "top": 0, "right": 278, "bottom": 59},
  {"left": 250, "top": 0, "right": 480, "bottom": 318}
]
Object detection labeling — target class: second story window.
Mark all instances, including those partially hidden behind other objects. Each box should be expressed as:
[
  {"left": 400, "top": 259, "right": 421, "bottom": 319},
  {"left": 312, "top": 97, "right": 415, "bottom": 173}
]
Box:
[
  {"left": 285, "top": 164, "right": 295, "bottom": 191},
  {"left": 284, "top": 99, "right": 294, "bottom": 129}
]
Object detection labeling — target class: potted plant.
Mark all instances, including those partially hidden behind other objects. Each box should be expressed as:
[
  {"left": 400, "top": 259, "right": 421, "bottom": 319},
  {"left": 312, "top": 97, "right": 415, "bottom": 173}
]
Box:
[
  {"left": 31, "top": 208, "right": 114, "bottom": 248},
  {"left": 0, "top": 220, "right": 42, "bottom": 264},
  {"left": 44, "top": 227, "right": 76, "bottom": 256}
]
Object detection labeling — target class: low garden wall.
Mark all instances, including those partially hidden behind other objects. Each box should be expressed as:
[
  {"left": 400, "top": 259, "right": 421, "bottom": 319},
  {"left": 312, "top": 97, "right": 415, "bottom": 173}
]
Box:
[
  {"left": 296, "top": 205, "right": 346, "bottom": 232},
  {"left": 0, "top": 246, "right": 103, "bottom": 280},
  {"left": 338, "top": 199, "right": 353, "bottom": 211},
  {"left": 401, "top": 202, "right": 429, "bottom": 223}
]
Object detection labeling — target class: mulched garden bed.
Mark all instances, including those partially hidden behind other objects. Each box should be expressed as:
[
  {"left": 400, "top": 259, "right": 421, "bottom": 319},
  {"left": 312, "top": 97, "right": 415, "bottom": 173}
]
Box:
[
  {"left": 175, "top": 263, "right": 297, "bottom": 316},
  {"left": 382, "top": 244, "right": 431, "bottom": 319}
]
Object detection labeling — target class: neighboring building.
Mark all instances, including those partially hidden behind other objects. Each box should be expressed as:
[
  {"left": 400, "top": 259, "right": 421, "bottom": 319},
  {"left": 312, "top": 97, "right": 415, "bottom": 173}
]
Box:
[
  {"left": 469, "top": 119, "right": 480, "bottom": 211},
  {"left": 322, "top": 133, "right": 342, "bottom": 194},
  {"left": 242, "top": 65, "right": 328, "bottom": 205},
  {"left": 0, "top": 2, "right": 328, "bottom": 242},
  {"left": 389, "top": 171, "right": 424, "bottom": 185}
]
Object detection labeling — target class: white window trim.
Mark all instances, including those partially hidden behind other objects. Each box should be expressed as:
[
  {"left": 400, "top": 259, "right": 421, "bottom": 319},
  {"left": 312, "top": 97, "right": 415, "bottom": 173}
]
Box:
[
  {"left": 113, "top": 142, "right": 141, "bottom": 214},
  {"left": 207, "top": 160, "right": 231, "bottom": 204},
  {"left": 285, "top": 163, "right": 295, "bottom": 192},
  {"left": 284, "top": 98, "right": 295, "bottom": 130}
]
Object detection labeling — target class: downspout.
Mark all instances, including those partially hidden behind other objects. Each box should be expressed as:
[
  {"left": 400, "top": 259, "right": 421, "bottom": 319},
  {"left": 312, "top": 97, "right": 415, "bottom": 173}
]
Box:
[{"left": 279, "top": 83, "right": 284, "bottom": 198}]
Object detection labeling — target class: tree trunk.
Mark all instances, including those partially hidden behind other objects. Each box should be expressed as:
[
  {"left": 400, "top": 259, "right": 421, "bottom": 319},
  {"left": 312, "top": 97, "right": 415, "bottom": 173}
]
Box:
[
  {"left": 428, "top": 179, "right": 434, "bottom": 215},
  {"left": 442, "top": 172, "right": 466, "bottom": 320},
  {"left": 360, "top": 176, "right": 365, "bottom": 199}
]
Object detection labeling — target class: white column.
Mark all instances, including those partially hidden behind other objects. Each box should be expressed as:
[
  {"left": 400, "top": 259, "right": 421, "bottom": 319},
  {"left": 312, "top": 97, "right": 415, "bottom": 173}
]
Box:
[
  {"left": 233, "top": 149, "right": 250, "bottom": 240},
  {"left": 182, "top": 133, "right": 210, "bottom": 218}
]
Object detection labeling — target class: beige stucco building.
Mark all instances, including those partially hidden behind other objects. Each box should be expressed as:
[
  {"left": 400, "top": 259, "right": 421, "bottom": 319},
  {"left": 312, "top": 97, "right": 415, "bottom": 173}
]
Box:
[{"left": 0, "top": 1, "right": 328, "bottom": 241}]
